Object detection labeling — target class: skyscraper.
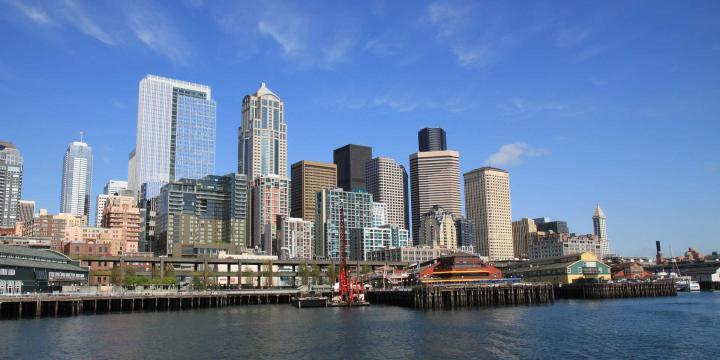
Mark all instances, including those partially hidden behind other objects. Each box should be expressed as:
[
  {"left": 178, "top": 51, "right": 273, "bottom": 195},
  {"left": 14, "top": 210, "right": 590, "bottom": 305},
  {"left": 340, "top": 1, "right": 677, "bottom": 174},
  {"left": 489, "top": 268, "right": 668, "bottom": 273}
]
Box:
[
  {"left": 418, "top": 128, "right": 447, "bottom": 152},
  {"left": 252, "top": 175, "right": 289, "bottom": 254},
  {"left": 0, "top": 142, "right": 23, "bottom": 228},
  {"left": 333, "top": 144, "right": 372, "bottom": 192},
  {"left": 419, "top": 205, "right": 457, "bottom": 249},
  {"left": 455, "top": 217, "right": 476, "bottom": 253},
  {"left": 60, "top": 137, "right": 93, "bottom": 225},
  {"left": 409, "top": 150, "right": 462, "bottom": 243},
  {"left": 237, "top": 82, "right": 287, "bottom": 179},
  {"left": 101, "top": 194, "right": 141, "bottom": 255},
  {"left": 290, "top": 160, "right": 336, "bottom": 223},
  {"left": 464, "top": 167, "right": 513, "bottom": 261},
  {"left": 95, "top": 180, "right": 128, "bottom": 227},
  {"left": 512, "top": 217, "right": 537, "bottom": 259},
  {"left": 593, "top": 204, "right": 609, "bottom": 255},
  {"left": 365, "top": 157, "right": 406, "bottom": 229},
  {"left": 18, "top": 200, "right": 35, "bottom": 223},
  {"left": 128, "top": 75, "right": 216, "bottom": 198},
  {"left": 315, "top": 188, "right": 374, "bottom": 260}
]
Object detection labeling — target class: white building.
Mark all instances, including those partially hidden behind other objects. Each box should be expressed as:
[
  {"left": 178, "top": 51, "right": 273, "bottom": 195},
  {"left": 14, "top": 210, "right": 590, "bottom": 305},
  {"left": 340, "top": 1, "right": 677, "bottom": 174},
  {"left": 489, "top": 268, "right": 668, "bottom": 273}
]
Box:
[
  {"left": 365, "top": 157, "right": 406, "bottom": 229},
  {"left": 372, "top": 202, "right": 388, "bottom": 227},
  {"left": 464, "top": 167, "right": 513, "bottom": 261},
  {"left": 95, "top": 180, "right": 128, "bottom": 227},
  {"left": 60, "top": 138, "right": 93, "bottom": 225},
  {"left": 529, "top": 234, "right": 606, "bottom": 260},
  {"left": 593, "top": 204, "right": 609, "bottom": 255},
  {"left": 419, "top": 205, "right": 457, "bottom": 249},
  {"left": 0, "top": 142, "right": 23, "bottom": 228},
  {"left": 277, "top": 217, "right": 314, "bottom": 260},
  {"left": 350, "top": 226, "right": 410, "bottom": 261}
]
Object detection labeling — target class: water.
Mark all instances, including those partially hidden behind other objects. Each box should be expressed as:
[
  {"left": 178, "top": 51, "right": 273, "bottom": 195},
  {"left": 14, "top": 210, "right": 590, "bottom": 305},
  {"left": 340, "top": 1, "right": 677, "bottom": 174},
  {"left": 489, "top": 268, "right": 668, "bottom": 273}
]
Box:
[{"left": 1, "top": 292, "right": 718, "bottom": 359}]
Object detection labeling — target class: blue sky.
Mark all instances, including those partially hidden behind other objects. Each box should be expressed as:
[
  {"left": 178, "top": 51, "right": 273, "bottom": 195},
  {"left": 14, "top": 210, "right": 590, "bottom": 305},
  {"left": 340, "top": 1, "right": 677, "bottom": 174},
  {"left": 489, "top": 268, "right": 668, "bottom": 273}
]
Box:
[{"left": 1, "top": 0, "right": 718, "bottom": 257}]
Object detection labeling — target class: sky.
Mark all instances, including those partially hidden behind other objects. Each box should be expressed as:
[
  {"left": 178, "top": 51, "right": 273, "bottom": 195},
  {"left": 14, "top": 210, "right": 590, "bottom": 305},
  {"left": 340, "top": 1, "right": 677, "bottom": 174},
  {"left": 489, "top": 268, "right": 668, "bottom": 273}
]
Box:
[{"left": 1, "top": 0, "right": 718, "bottom": 257}]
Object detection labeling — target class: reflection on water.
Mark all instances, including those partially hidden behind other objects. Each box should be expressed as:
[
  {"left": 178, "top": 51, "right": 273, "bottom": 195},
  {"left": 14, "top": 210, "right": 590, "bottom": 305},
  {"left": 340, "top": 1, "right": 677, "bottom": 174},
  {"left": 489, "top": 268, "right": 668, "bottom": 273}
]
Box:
[{"left": 0, "top": 293, "right": 718, "bottom": 359}]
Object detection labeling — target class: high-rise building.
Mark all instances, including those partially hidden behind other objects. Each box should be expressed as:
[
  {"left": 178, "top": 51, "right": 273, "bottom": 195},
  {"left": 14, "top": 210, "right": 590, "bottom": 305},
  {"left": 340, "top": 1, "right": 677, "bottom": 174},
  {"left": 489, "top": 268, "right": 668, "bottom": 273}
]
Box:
[
  {"left": 237, "top": 82, "right": 287, "bottom": 179},
  {"left": 365, "top": 157, "right": 406, "bottom": 229},
  {"left": 139, "top": 184, "right": 158, "bottom": 253},
  {"left": 593, "top": 204, "right": 609, "bottom": 255},
  {"left": 101, "top": 195, "right": 141, "bottom": 254},
  {"left": 512, "top": 218, "right": 537, "bottom": 259},
  {"left": 419, "top": 205, "right": 457, "bottom": 249},
  {"left": 315, "top": 188, "right": 374, "bottom": 260},
  {"left": 277, "top": 217, "right": 314, "bottom": 260},
  {"left": 529, "top": 233, "right": 605, "bottom": 260},
  {"left": 0, "top": 142, "right": 23, "bottom": 228},
  {"left": 290, "top": 160, "right": 336, "bottom": 223},
  {"left": 372, "top": 202, "right": 388, "bottom": 227},
  {"left": 464, "top": 167, "right": 513, "bottom": 261},
  {"left": 409, "top": 150, "right": 462, "bottom": 242},
  {"left": 128, "top": 75, "right": 216, "bottom": 198},
  {"left": 156, "top": 174, "right": 248, "bottom": 256},
  {"left": 252, "top": 175, "right": 289, "bottom": 254},
  {"left": 18, "top": 200, "right": 35, "bottom": 223},
  {"left": 95, "top": 180, "right": 128, "bottom": 227},
  {"left": 455, "top": 217, "right": 476, "bottom": 253},
  {"left": 418, "top": 128, "right": 447, "bottom": 152},
  {"left": 401, "top": 165, "right": 410, "bottom": 232},
  {"left": 350, "top": 225, "right": 410, "bottom": 261},
  {"left": 333, "top": 144, "right": 372, "bottom": 192},
  {"left": 60, "top": 138, "right": 93, "bottom": 225},
  {"left": 533, "top": 218, "right": 569, "bottom": 234}
]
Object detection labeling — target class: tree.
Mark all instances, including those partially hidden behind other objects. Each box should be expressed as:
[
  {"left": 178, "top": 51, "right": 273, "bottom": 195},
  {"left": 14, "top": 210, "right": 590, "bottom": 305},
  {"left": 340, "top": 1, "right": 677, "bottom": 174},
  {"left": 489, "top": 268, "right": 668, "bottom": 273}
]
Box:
[
  {"left": 298, "top": 264, "right": 310, "bottom": 286},
  {"left": 261, "top": 260, "right": 274, "bottom": 288},
  {"left": 242, "top": 268, "right": 255, "bottom": 288},
  {"left": 362, "top": 265, "right": 372, "bottom": 275},
  {"left": 310, "top": 262, "right": 321, "bottom": 285},
  {"left": 327, "top": 264, "right": 337, "bottom": 285},
  {"left": 192, "top": 275, "right": 204, "bottom": 290}
]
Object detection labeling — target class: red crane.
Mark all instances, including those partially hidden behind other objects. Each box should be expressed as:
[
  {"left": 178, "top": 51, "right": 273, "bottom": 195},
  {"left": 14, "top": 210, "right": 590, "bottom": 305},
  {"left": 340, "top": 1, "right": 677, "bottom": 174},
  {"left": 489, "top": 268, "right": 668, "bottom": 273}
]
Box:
[{"left": 338, "top": 207, "right": 352, "bottom": 303}]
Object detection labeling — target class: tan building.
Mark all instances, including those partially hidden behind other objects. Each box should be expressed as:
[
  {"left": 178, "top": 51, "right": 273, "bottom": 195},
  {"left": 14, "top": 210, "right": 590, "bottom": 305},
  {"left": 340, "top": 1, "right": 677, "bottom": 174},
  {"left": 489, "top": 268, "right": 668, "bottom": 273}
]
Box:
[
  {"left": 512, "top": 217, "right": 537, "bottom": 259},
  {"left": 419, "top": 206, "right": 457, "bottom": 249},
  {"left": 409, "top": 150, "right": 462, "bottom": 242},
  {"left": 290, "top": 160, "right": 336, "bottom": 223},
  {"left": 365, "top": 157, "right": 407, "bottom": 229},
  {"left": 464, "top": 167, "right": 513, "bottom": 261},
  {"left": 102, "top": 195, "right": 140, "bottom": 254},
  {"left": 22, "top": 210, "right": 84, "bottom": 251}
]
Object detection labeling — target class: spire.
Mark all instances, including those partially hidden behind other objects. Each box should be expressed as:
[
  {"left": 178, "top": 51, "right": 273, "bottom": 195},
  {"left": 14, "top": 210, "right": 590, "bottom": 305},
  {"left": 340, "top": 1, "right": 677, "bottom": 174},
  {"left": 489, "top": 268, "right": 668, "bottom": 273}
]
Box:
[
  {"left": 593, "top": 204, "right": 606, "bottom": 218},
  {"left": 255, "top": 82, "right": 277, "bottom": 97},
  {"left": 80, "top": 131, "right": 84, "bottom": 143}
]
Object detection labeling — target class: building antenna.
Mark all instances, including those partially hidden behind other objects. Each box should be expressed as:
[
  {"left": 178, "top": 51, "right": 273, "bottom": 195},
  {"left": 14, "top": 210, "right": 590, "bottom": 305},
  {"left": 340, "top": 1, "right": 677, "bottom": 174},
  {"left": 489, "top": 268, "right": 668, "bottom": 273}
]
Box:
[{"left": 80, "top": 131, "right": 84, "bottom": 143}]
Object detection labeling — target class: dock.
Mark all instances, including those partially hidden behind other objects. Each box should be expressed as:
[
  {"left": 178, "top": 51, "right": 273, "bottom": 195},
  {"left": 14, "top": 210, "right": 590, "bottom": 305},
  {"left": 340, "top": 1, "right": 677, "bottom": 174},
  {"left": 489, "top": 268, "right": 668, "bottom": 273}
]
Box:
[{"left": 554, "top": 282, "right": 676, "bottom": 299}]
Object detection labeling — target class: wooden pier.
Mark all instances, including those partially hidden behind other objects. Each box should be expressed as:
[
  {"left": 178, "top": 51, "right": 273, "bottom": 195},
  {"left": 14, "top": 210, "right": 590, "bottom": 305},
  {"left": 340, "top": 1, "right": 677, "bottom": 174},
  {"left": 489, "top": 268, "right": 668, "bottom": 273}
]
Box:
[
  {"left": 554, "top": 282, "right": 676, "bottom": 299},
  {"left": 368, "top": 283, "right": 554, "bottom": 310}
]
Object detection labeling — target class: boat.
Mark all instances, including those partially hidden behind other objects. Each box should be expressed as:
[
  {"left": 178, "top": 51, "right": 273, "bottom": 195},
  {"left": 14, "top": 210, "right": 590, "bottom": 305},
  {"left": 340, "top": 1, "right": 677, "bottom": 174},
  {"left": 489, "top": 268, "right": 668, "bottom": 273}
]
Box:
[
  {"left": 291, "top": 294, "right": 328, "bottom": 308},
  {"left": 674, "top": 275, "right": 700, "bottom": 292}
]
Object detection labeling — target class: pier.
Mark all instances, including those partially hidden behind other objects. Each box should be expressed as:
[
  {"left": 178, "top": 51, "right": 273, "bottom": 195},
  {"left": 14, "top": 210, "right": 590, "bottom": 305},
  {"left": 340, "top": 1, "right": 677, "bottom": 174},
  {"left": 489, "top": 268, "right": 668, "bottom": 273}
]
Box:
[
  {"left": 0, "top": 290, "right": 298, "bottom": 319},
  {"left": 368, "top": 283, "right": 554, "bottom": 309},
  {"left": 554, "top": 282, "right": 676, "bottom": 299}
]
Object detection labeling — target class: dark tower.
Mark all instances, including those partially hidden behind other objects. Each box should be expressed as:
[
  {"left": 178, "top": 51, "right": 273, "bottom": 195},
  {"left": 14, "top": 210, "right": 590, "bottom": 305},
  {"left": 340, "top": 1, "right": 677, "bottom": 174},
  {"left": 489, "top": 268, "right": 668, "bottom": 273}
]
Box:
[
  {"left": 333, "top": 144, "right": 372, "bottom": 192},
  {"left": 418, "top": 128, "right": 447, "bottom": 152}
]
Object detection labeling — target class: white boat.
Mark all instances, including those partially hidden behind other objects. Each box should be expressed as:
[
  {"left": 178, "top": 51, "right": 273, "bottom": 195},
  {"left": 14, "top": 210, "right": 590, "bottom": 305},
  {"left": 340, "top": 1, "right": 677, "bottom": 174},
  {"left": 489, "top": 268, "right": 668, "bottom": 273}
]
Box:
[{"left": 674, "top": 276, "right": 700, "bottom": 292}]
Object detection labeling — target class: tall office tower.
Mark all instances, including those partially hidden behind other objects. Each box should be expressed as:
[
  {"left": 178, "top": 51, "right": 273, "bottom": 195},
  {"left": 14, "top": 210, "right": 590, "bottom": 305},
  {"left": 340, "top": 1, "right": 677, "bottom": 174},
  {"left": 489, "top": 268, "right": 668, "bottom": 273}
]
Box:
[
  {"left": 455, "top": 217, "right": 476, "bottom": 253},
  {"left": 95, "top": 180, "right": 129, "bottom": 227},
  {"left": 0, "top": 142, "right": 23, "bottom": 228},
  {"left": 18, "top": 200, "right": 35, "bottom": 223},
  {"left": 401, "top": 165, "right": 410, "bottom": 232},
  {"left": 372, "top": 202, "right": 388, "bottom": 227},
  {"left": 512, "top": 218, "right": 537, "bottom": 259},
  {"left": 237, "top": 82, "right": 287, "bottom": 179},
  {"left": 409, "top": 150, "right": 461, "bottom": 243},
  {"left": 277, "top": 217, "right": 314, "bottom": 260},
  {"left": 418, "top": 205, "right": 457, "bottom": 249},
  {"left": 252, "top": 175, "right": 289, "bottom": 254},
  {"left": 464, "top": 167, "right": 513, "bottom": 261},
  {"left": 315, "top": 188, "right": 374, "bottom": 260},
  {"left": 128, "top": 75, "right": 216, "bottom": 199},
  {"left": 333, "top": 144, "right": 372, "bottom": 192},
  {"left": 418, "top": 128, "right": 447, "bottom": 152},
  {"left": 290, "top": 160, "right": 336, "bottom": 222},
  {"left": 365, "top": 157, "right": 406, "bottom": 229},
  {"left": 101, "top": 195, "right": 141, "bottom": 254},
  {"left": 157, "top": 174, "right": 248, "bottom": 256},
  {"left": 60, "top": 137, "right": 93, "bottom": 225},
  {"left": 139, "top": 183, "right": 158, "bottom": 253},
  {"left": 593, "top": 204, "right": 609, "bottom": 255}
]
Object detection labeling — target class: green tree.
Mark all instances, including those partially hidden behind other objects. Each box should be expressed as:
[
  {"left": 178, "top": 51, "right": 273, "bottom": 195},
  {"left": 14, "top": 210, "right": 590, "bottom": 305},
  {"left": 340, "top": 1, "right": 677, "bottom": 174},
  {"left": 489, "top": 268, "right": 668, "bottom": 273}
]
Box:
[
  {"left": 298, "top": 264, "right": 310, "bottom": 286},
  {"left": 192, "top": 275, "right": 204, "bottom": 290}
]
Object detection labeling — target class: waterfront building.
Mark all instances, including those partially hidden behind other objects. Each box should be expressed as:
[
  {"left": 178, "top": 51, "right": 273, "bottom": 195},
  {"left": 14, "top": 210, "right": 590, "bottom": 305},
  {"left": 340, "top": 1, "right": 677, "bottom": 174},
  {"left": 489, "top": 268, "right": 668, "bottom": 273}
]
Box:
[
  {"left": 0, "top": 142, "right": 23, "bottom": 229},
  {"left": 0, "top": 236, "right": 51, "bottom": 249},
  {"left": 157, "top": 174, "right": 248, "bottom": 256},
  {"left": 252, "top": 175, "right": 289, "bottom": 255},
  {"left": 237, "top": 82, "right": 286, "bottom": 180},
  {"left": 503, "top": 252, "right": 611, "bottom": 285},
  {"left": 102, "top": 195, "right": 141, "bottom": 254},
  {"left": 0, "top": 244, "right": 88, "bottom": 294},
  {"left": 593, "top": 204, "right": 609, "bottom": 255},
  {"left": 60, "top": 138, "right": 93, "bottom": 225},
  {"left": 22, "top": 211, "right": 84, "bottom": 251},
  {"left": 277, "top": 217, "right": 314, "bottom": 260},
  {"left": 128, "top": 75, "right": 216, "bottom": 198},
  {"left": 455, "top": 217, "right": 476, "bottom": 254},
  {"left": 18, "top": 200, "right": 35, "bottom": 224},
  {"left": 367, "top": 246, "right": 454, "bottom": 263},
  {"left": 315, "top": 188, "right": 373, "bottom": 260},
  {"left": 512, "top": 218, "right": 537, "bottom": 259},
  {"left": 409, "top": 150, "right": 462, "bottom": 242},
  {"left": 372, "top": 202, "right": 388, "bottom": 227},
  {"left": 63, "top": 241, "right": 112, "bottom": 285},
  {"left": 416, "top": 254, "right": 503, "bottom": 285},
  {"left": 418, "top": 205, "right": 457, "bottom": 249},
  {"left": 333, "top": 144, "right": 372, "bottom": 192},
  {"left": 464, "top": 167, "right": 513, "bottom": 261},
  {"left": 290, "top": 160, "right": 336, "bottom": 223},
  {"left": 350, "top": 225, "right": 410, "bottom": 261},
  {"left": 365, "top": 157, "right": 406, "bottom": 229},
  {"left": 418, "top": 127, "right": 447, "bottom": 152},
  {"left": 95, "top": 180, "right": 128, "bottom": 227},
  {"left": 528, "top": 233, "right": 605, "bottom": 260}
]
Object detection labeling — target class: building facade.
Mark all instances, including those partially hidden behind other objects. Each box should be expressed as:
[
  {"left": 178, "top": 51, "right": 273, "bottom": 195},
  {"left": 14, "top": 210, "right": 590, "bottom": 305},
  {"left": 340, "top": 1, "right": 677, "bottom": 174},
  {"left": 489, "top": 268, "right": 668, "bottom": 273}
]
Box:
[
  {"left": 464, "top": 167, "right": 513, "bottom": 261},
  {"left": 365, "top": 157, "right": 406, "bottom": 229},
  {"left": 0, "top": 245, "right": 88, "bottom": 293},
  {"left": 128, "top": 75, "right": 216, "bottom": 199},
  {"left": 333, "top": 144, "right": 372, "bottom": 192},
  {"left": 277, "top": 217, "right": 314, "bottom": 260},
  {"left": 512, "top": 217, "right": 537, "bottom": 259},
  {"left": 350, "top": 226, "right": 410, "bottom": 261},
  {"left": 593, "top": 204, "right": 609, "bottom": 255},
  {"left": 409, "top": 150, "right": 462, "bottom": 243},
  {"left": 455, "top": 217, "right": 476, "bottom": 254},
  {"left": 503, "top": 252, "right": 611, "bottom": 285},
  {"left": 315, "top": 188, "right": 374, "bottom": 260},
  {"left": 95, "top": 180, "right": 129, "bottom": 227},
  {"left": 528, "top": 233, "right": 606, "bottom": 260},
  {"left": 101, "top": 195, "right": 141, "bottom": 254},
  {"left": 290, "top": 160, "right": 336, "bottom": 223},
  {"left": 18, "top": 200, "right": 34, "bottom": 224},
  {"left": 534, "top": 219, "right": 569, "bottom": 234},
  {"left": 252, "top": 175, "right": 289, "bottom": 254},
  {"left": 60, "top": 139, "right": 93, "bottom": 224},
  {"left": 367, "top": 246, "right": 453, "bottom": 263},
  {"left": 22, "top": 211, "right": 84, "bottom": 251},
  {"left": 418, "top": 127, "right": 447, "bottom": 152},
  {"left": 0, "top": 142, "right": 23, "bottom": 229},
  {"left": 372, "top": 202, "right": 388, "bottom": 227},
  {"left": 419, "top": 205, "right": 457, "bottom": 249}
]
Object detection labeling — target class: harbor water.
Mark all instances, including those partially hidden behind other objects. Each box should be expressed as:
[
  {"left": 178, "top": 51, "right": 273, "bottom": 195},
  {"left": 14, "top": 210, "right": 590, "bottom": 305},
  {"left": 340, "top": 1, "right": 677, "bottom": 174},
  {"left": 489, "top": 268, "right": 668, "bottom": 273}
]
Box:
[{"left": 1, "top": 292, "right": 718, "bottom": 359}]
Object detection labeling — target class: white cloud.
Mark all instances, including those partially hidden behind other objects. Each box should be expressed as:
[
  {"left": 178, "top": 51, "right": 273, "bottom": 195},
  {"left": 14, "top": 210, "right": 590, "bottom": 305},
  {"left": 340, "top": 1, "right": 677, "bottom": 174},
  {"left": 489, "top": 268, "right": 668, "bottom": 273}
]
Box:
[
  {"left": 61, "top": 0, "right": 115, "bottom": 45},
  {"left": 486, "top": 142, "right": 547, "bottom": 166},
  {"left": 257, "top": 18, "right": 306, "bottom": 56},
  {"left": 126, "top": 4, "right": 191, "bottom": 65},
  {"left": 6, "top": 0, "right": 55, "bottom": 25}
]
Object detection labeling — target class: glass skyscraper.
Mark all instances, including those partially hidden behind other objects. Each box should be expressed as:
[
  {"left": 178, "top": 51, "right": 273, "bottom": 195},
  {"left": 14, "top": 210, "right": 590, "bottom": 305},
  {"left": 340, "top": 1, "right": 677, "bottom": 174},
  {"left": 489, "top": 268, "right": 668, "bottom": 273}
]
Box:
[
  {"left": 0, "top": 141, "right": 23, "bottom": 228},
  {"left": 60, "top": 139, "right": 93, "bottom": 224},
  {"left": 129, "top": 75, "right": 216, "bottom": 199}
]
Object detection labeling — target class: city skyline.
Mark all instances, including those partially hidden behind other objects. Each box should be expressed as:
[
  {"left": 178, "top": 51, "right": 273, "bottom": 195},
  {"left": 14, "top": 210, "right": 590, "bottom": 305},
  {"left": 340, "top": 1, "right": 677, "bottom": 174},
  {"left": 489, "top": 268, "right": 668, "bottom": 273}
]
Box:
[{"left": 1, "top": 1, "right": 718, "bottom": 257}]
